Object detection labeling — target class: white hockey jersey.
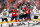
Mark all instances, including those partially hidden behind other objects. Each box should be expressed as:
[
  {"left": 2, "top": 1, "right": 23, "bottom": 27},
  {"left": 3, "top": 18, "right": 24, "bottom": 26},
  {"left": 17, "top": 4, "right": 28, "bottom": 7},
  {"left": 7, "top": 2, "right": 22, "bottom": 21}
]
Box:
[
  {"left": 1, "top": 11, "right": 9, "bottom": 18},
  {"left": 33, "top": 6, "right": 38, "bottom": 15}
]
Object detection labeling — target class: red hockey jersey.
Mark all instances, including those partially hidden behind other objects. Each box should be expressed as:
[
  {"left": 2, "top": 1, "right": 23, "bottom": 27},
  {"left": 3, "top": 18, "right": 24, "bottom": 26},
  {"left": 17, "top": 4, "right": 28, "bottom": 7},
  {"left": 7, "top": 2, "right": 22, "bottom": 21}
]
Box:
[
  {"left": 25, "top": 8, "right": 30, "bottom": 14},
  {"left": 12, "top": 12, "right": 17, "bottom": 16}
]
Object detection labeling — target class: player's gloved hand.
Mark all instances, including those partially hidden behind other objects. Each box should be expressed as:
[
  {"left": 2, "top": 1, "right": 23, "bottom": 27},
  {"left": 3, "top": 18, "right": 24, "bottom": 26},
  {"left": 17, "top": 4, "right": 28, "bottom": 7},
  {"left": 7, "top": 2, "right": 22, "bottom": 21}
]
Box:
[{"left": 24, "top": 12, "right": 26, "bottom": 14}]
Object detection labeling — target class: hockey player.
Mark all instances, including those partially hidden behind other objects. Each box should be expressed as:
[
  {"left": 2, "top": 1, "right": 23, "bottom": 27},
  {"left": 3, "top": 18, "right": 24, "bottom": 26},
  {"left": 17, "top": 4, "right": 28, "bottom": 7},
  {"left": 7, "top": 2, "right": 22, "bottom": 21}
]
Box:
[
  {"left": 33, "top": 6, "right": 39, "bottom": 23},
  {"left": 10, "top": 9, "right": 17, "bottom": 26},
  {"left": 1, "top": 9, "right": 9, "bottom": 27}
]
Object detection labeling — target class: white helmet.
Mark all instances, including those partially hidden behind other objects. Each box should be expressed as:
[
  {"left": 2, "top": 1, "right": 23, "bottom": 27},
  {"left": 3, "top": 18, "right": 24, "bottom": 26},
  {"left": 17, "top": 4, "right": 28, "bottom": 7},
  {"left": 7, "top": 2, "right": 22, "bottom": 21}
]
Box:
[
  {"left": 33, "top": 6, "right": 36, "bottom": 9},
  {"left": 4, "top": 9, "right": 6, "bottom": 11},
  {"left": 17, "top": 9, "right": 19, "bottom": 11}
]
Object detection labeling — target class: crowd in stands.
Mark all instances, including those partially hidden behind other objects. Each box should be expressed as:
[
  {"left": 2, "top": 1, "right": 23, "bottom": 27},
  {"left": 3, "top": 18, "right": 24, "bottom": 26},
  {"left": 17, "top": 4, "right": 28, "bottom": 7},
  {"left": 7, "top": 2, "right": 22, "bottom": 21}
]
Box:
[{"left": 30, "top": 0, "right": 40, "bottom": 10}]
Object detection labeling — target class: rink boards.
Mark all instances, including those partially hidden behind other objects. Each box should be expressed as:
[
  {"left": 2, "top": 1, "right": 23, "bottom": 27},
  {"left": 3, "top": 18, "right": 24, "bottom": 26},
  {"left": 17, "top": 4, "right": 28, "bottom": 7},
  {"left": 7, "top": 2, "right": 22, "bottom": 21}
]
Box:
[{"left": 0, "top": 15, "right": 40, "bottom": 24}]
